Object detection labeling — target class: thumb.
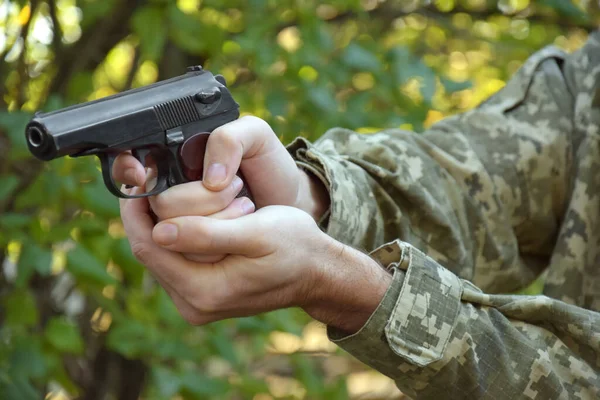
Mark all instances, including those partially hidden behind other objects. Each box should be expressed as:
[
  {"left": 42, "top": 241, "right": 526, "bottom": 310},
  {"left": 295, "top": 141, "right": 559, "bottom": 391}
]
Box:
[
  {"left": 202, "top": 116, "right": 277, "bottom": 190},
  {"left": 152, "top": 212, "right": 268, "bottom": 256}
]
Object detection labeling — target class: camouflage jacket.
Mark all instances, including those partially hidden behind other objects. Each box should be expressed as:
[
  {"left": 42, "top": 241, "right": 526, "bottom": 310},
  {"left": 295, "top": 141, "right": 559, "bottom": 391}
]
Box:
[{"left": 287, "top": 31, "right": 600, "bottom": 399}]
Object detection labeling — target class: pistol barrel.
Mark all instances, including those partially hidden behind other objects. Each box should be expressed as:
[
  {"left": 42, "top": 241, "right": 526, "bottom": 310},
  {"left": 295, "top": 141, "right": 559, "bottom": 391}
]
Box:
[{"left": 26, "top": 68, "right": 238, "bottom": 161}]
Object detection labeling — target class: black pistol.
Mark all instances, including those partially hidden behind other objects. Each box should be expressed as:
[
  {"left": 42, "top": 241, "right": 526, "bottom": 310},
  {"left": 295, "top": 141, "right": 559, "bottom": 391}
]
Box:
[{"left": 25, "top": 66, "right": 240, "bottom": 199}]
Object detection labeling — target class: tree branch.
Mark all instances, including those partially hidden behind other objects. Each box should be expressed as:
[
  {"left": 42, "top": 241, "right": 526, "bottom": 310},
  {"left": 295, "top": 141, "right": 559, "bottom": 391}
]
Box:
[
  {"left": 47, "top": 0, "right": 61, "bottom": 55},
  {"left": 47, "top": 0, "right": 145, "bottom": 100},
  {"left": 15, "top": 1, "right": 40, "bottom": 109},
  {"left": 123, "top": 45, "right": 141, "bottom": 90}
]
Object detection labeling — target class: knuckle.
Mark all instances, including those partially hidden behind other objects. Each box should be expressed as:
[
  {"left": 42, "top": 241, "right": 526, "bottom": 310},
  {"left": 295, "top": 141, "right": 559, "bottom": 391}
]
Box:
[
  {"left": 246, "top": 115, "right": 272, "bottom": 133},
  {"left": 242, "top": 114, "right": 262, "bottom": 125},
  {"left": 208, "top": 232, "right": 222, "bottom": 252},
  {"left": 211, "top": 126, "right": 235, "bottom": 145},
  {"left": 210, "top": 129, "right": 241, "bottom": 156},
  {"left": 217, "top": 189, "right": 236, "bottom": 208},
  {"left": 130, "top": 241, "right": 152, "bottom": 265},
  {"left": 189, "top": 292, "right": 221, "bottom": 314},
  {"left": 198, "top": 224, "right": 212, "bottom": 247},
  {"left": 150, "top": 194, "right": 170, "bottom": 218},
  {"left": 241, "top": 115, "right": 260, "bottom": 124},
  {"left": 180, "top": 309, "right": 203, "bottom": 325}
]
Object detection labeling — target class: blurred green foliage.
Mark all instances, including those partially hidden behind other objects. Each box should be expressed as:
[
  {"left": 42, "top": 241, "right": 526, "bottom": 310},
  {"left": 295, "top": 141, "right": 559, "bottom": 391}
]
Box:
[{"left": 0, "top": 0, "right": 597, "bottom": 399}]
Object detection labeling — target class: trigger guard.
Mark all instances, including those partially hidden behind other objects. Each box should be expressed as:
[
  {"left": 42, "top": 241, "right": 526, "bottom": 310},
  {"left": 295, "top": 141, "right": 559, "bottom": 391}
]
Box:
[
  {"left": 98, "top": 153, "right": 168, "bottom": 199},
  {"left": 132, "top": 148, "right": 151, "bottom": 168}
]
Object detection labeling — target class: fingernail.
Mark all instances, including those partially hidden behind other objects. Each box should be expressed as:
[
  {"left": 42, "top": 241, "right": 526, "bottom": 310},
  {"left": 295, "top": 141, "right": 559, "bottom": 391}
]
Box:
[
  {"left": 232, "top": 176, "right": 243, "bottom": 192},
  {"left": 241, "top": 198, "right": 255, "bottom": 215},
  {"left": 205, "top": 163, "right": 226, "bottom": 186},
  {"left": 154, "top": 223, "right": 178, "bottom": 245}
]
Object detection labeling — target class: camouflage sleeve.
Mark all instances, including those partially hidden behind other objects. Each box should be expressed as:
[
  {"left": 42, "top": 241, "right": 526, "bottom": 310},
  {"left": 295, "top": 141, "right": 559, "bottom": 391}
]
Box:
[
  {"left": 288, "top": 32, "right": 599, "bottom": 293},
  {"left": 328, "top": 240, "right": 600, "bottom": 399},
  {"left": 286, "top": 32, "right": 600, "bottom": 398},
  {"left": 287, "top": 40, "right": 573, "bottom": 292}
]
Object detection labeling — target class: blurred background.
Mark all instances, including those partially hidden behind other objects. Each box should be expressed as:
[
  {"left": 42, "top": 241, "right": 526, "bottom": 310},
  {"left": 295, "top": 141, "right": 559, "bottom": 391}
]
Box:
[{"left": 0, "top": 0, "right": 598, "bottom": 399}]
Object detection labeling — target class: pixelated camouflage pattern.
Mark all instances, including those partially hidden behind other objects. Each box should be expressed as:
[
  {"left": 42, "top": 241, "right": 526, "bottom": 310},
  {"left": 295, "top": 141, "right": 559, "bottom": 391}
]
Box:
[{"left": 287, "top": 31, "right": 600, "bottom": 399}]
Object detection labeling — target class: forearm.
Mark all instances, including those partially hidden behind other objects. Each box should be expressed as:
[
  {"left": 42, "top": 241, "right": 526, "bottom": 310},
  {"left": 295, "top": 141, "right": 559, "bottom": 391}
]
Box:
[{"left": 302, "top": 237, "right": 392, "bottom": 333}]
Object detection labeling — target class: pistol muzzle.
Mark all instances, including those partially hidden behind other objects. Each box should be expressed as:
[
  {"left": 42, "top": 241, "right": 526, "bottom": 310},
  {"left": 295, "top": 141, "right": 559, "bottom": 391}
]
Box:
[{"left": 26, "top": 122, "right": 56, "bottom": 161}]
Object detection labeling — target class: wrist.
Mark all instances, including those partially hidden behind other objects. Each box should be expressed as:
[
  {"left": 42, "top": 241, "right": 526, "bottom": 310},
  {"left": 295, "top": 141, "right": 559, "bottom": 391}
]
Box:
[
  {"left": 302, "top": 236, "right": 392, "bottom": 334},
  {"left": 294, "top": 167, "right": 330, "bottom": 222}
]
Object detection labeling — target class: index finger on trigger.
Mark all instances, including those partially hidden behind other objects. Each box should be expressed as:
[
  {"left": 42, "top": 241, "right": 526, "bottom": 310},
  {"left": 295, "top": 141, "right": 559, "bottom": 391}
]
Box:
[{"left": 112, "top": 152, "right": 145, "bottom": 187}]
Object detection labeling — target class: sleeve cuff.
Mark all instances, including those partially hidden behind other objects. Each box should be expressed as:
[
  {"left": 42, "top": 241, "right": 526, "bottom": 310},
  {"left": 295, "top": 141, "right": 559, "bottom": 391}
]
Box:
[
  {"left": 327, "top": 240, "right": 464, "bottom": 370},
  {"left": 286, "top": 135, "right": 382, "bottom": 249}
]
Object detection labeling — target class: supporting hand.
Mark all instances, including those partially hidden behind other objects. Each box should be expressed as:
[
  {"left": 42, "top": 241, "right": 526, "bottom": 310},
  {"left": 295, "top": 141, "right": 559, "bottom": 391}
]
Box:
[{"left": 120, "top": 190, "right": 391, "bottom": 333}]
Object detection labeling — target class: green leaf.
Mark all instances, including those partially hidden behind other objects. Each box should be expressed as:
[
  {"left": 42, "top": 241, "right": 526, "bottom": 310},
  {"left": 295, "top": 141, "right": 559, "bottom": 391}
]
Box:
[
  {"left": 14, "top": 168, "right": 62, "bottom": 210},
  {"left": 420, "top": 68, "right": 437, "bottom": 103},
  {"left": 307, "top": 86, "right": 337, "bottom": 113},
  {"left": 151, "top": 366, "right": 181, "bottom": 398},
  {"left": 0, "top": 213, "right": 32, "bottom": 230},
  {"left": 107, "top": 320, "right": 158, "bottom": 358},
  {"left": 132, "top": 6, "right": 167, "bottom": 60},
  {"left": 42, "top": 352, "right": 79, "bottom": 394},
  {"left": 388, "top": 47, "right": 414, "bottom": 84},
  {"left": 9, "top": 337, "right": 47, "bottom": 379},
  {"left": 180, "top": 372, "right": 229, "bottom": 397},
  {"left": 66, "top": 72, "right": 95, "bottom": 103},
  {"left": 342, "top": 43, "right": 381, "bottom": 72},
  {"left": 45, "top": 318, "right": 84, "bottom": 354},
  {"left": 237, "top": 374, "right": 270, "bottom": 396},
  {"left": 0, "top": 375, "right": 39, "bottom": 400},
  {"left": 237, "top": 315, "right": 274, "bottom": 334},
  {"left": 156, "top": 288, "right": 185, "bottom": 326},
  {"left": 517, "top": 276, "right": 545, "bottom": 295},
  {"left": 79, "top": 0, "right": 118, "bottom": 28},
  {"left": 167, "top": 5, "right": 209, "bottom": 54},
  {"left": 42, "top": 94, "right": 66, "bottom": 112},
  {"left": 266, "top": 309, "right": 306, "bottom": 336},
  {"left": 155, "top": 339, "right": 198, "bottom": 361},
  {"left": 292, "top": 354, "right": 324, "bottom": 395},
  {"left": 80, "top": 233, "right": 114, "bottom": 267},
  {"left": 0, "top": 111, "right": 31, "bottom": 159},
  {"left": 66, "top": 244, "right": 117, "bottom": 286},
  {"left": 0, "top": 175, "right": 19, "bottom": 202},
  {"left": 126, "top": 290, "right": 157, "bottom": 323},
  {"left": 538, "top": 0, "right": 588, "bottom": 20},
  {"left": 210, "top": 326, "right": 239, "bottom": 366},
  {"left": 441, "top": 77, "right": 472, "bottom": 93},
  {"left": 389, "top": 47, "right": 437, "bottom": 103},
  {"left": 266, "top": 91, "right": 287, "bottom": 117},
  {"left": 16, "top": 242, "right": 52, "bottom": 287},
  {"left": 80, "top": 178, "right": 120, "bottom": 218},
  {"left": 2, "top": 289, "right": 38, "bottom": 327},
  {"left": 323, "top": 377, "right": 349, "bottom": 400},
  {"left": 111, "top": 238, "right": 145, "bottom": 286}
]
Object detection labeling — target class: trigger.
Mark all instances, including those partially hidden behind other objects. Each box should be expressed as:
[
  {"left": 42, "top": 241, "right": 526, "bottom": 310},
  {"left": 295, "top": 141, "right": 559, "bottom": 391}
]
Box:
[
  {"left": 132, "top": 148, "right": 150, "bottom": 168},
  {"left": 179, "top": 132, "right": 210, "bottom": 181}
]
